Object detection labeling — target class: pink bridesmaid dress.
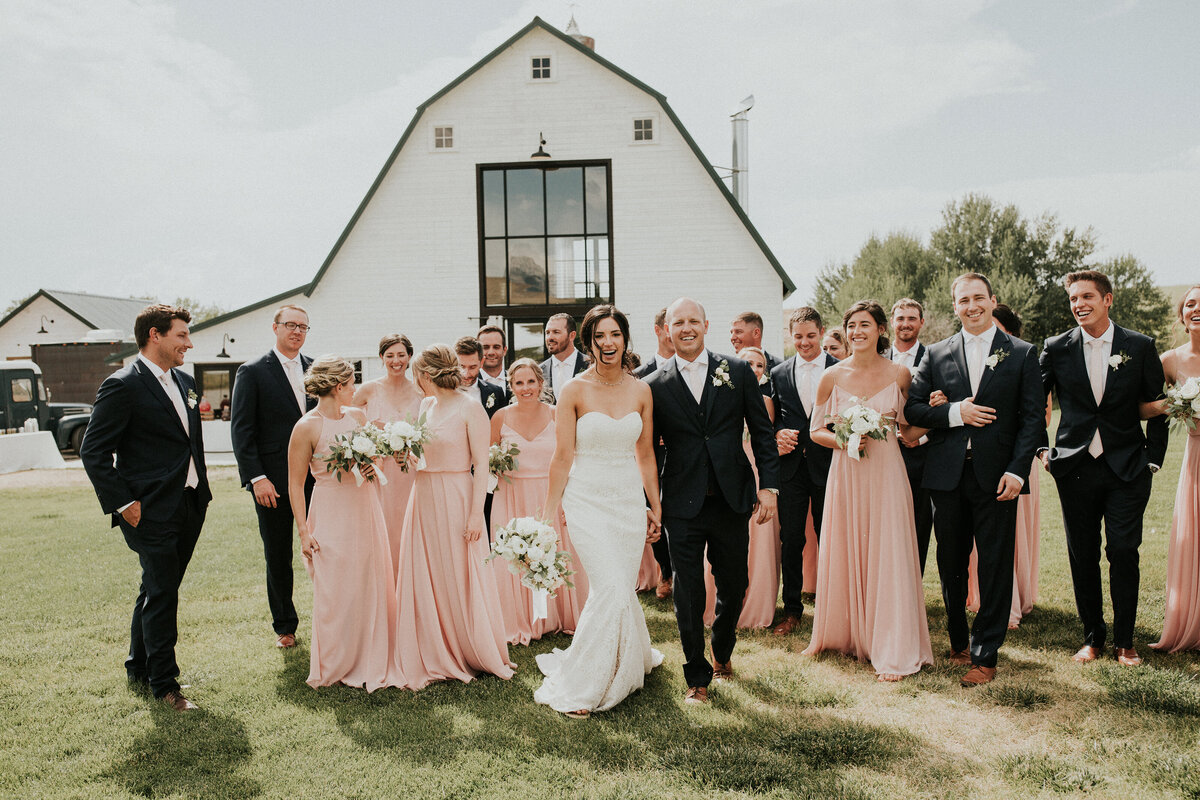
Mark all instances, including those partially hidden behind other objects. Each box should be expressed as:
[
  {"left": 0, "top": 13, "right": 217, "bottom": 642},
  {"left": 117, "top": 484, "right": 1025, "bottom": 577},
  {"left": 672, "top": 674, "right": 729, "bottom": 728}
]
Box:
[
  {"left": 365, "top": 390, "right": 422, "bottom": 577},
  {"left": 1152, "top": 421, "right": 1200, "bottom": 652},
  {"left": 703, "top": 438, "right": 782, "bottom": 629},
  {"left": 304, "top": 410, "right": 398, "bottom": 691},
  {"left": 803, "top": 382, "right": 933, "bottom": 677},
  {"left": 966, "top": 459, "right": 1040, "bottom": 626},
  {"left": 489, "top": 420, "right": 590, "bottom": 644},
  {"left": 393, "top": 398, "right": 515, "bottom": 689}
]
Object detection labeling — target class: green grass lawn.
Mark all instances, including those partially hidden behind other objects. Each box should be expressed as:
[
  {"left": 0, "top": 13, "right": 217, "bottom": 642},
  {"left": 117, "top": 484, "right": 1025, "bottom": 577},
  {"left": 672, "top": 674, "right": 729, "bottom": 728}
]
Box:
[{"left": 2, "top": 439, "right": 1199, "bottom": 799}]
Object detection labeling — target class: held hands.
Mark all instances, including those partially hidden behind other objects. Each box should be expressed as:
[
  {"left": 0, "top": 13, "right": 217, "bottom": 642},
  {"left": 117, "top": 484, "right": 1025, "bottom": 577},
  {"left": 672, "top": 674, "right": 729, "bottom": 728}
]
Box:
[
  {"left": 1040, "top": 449, "right": 1052, "bottom": 472},
  {"left": 753, "top": 489, "right": 777, "bottom": 524},
  {"left": 253, "top": 478, "right": 280, "bottom": 508},
  {"left": 646, "top": 507, "right": 662, "bottom": 543},
  {"left": 465, "top": 512, "right": 485, "bottom": 542},
  {"left": 928, "top": 390, "right": 948, "bottom": 407},
  {"left": 960, "top": 397, "right": 997, "bottom": 427},
  {"left": 776, "top": 429, "right": 799, "bottom": 456},
  {"left": 120, "top": 500, "right": 142, "bottom": 528},
  {"left": 995, "top": 473, "right": 1022, "bottom": 502}
]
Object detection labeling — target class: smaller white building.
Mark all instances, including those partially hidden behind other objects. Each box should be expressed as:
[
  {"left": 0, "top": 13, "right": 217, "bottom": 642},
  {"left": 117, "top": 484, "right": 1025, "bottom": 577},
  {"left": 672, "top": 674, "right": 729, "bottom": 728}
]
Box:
[{"left": 0, "top": 289, "right": 145, "bottom": 361}]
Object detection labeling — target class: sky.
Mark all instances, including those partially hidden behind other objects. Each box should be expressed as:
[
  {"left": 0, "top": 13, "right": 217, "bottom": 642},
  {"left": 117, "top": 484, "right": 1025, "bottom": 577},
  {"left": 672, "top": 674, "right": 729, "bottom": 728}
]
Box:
[{"left": 2, "top": 0, "right": 1197, "bottom": 314}]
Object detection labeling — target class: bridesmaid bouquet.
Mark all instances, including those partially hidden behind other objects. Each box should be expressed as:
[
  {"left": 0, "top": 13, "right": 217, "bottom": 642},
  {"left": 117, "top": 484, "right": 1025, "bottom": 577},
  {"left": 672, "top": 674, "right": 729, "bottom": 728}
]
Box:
[
  {"left": 487, "top": 440, "right": 521, "bottom": 493},
  {"left": 323, "top": 424, "right": 390, "bottom": 486},
  {"left": 829, "top": 402, "right": 894, "bottom": 462},
  {"left": 1163, "top": 378, "right": 1200, "bottom": 432},
  {"left": 488, "top": 517, "right": 574, "bottom": 619},
  {"left": 383, "top": 413, "right": 432, "bottom": 472}
]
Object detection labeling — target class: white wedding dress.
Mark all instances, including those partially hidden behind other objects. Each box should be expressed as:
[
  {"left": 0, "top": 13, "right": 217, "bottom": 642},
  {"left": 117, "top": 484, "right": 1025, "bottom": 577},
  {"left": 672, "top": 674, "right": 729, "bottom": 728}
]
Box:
[{"left": 534, "top": 411, "right": 664, "bottom": 713}]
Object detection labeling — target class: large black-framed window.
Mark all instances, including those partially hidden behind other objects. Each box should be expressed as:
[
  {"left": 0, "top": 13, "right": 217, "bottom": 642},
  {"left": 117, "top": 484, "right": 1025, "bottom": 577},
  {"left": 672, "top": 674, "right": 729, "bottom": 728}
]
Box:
[{"left": 477, "top": 160, "right": 613, "bottom": 320}]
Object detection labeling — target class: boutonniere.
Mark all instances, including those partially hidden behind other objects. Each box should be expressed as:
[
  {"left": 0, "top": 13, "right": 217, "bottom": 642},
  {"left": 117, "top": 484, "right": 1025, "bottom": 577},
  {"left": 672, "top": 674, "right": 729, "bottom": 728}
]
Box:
[
  {"left": 984, "top": 350, "right": 1009, "bottom": 370},
  {"left": 486, "top": 393, "right": 496, "bottom": 409},
  {"left": 1109, "top": 351, "right": 1131, "bottom": 371},
  {"left": 187, "top": 389, "right": 198, "bottom": 409},
  {"left": 712, "top": 360, "right": 734, "bottom": 389}
]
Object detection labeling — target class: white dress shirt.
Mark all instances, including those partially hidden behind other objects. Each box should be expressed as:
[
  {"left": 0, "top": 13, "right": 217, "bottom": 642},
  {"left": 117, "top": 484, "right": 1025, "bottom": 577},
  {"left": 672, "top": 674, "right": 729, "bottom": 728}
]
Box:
[
  {"left": 461, "top": 377, "right": 482, "bottom": 403},
  {"left": 481, "top": 368, "right": 507, "bottom": 395},
  {"left": 127, "top": 354, "right": 199, "bottom": 502},
  {"left": 550, "top": 349, "right": 580, "bottom": 393},
  {"left": 890, "top": 342, "right": 921, "bottom": 372},
  {"left": 793, "top": 353, "right": 826, "bottom": 416},
  {"left": 1081, "top": 322, "right": 1115, "bottom": 457},
  {"left": 654, "top": 352, "right": 673, "bottom": 372},
  {"left": 674, "top": 351, "right": 709, "bottom": 403},
  {"left": 251, "top": 348, "right": 305, "bottom": 486}
]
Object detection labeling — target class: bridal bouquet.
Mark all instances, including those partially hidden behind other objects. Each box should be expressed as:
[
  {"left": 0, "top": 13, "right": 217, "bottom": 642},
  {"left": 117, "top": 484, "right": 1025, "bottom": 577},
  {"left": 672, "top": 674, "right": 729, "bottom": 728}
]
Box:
[
  {"left": 383, "top": 413, "right": 432, "bottom": 472},
  {"left": 488, "top": 516, "right": 573, "bottom": 619},
  {"left": 1163, "top": 378, "right": 1200, "bottom": 432},
  {"left": 828, "top": 402, "right": 894, "bottom": 462},
  {"left": 487, "top": 439, "right": 521, "bottom": 493},
  {"left": 323, "top": 424, "right": 390, "bottom": 486}
]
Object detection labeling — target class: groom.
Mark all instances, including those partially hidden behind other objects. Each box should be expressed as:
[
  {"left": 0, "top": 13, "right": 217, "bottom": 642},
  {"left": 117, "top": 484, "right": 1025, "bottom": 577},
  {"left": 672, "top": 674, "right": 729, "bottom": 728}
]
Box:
[{"left": 646, "top": 297, "right": 779, "bottom": 705}]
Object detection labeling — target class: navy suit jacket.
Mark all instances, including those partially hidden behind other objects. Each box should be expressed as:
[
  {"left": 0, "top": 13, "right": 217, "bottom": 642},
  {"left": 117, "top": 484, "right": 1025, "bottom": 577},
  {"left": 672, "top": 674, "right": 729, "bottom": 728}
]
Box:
[
  {"left": 231, "top": 351, "right": 314, "bottom": 494},
  {"left": 1040, "top": 324, "right": 1167, "bottom": 481},
  {"left": 540, "top": 352, "right": 588, "bottom": 403},
  {"left": 475, "top": 379, "right": 508, "bottom": 418},
  {"left": 81, "top": 359, "right": 212, "bottom": 527},
  {"left": 906, "top": 328, "right": 1046, "bottom": 493},
  {"left": 646, "top": 351, "right": 779, "bottom": 519},
  {"left": 889, "top": 343, "right": 928, "bottom": 470},
  {"left": 770, "top": 353, "right": 839, "bottom": 487}
]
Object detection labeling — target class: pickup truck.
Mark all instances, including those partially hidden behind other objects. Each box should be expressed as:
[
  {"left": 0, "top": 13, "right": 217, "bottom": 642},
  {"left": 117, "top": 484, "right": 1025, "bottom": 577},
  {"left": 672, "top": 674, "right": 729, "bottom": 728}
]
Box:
[{"left": 0, "top": 361, "right": 92, "bottom": 452}]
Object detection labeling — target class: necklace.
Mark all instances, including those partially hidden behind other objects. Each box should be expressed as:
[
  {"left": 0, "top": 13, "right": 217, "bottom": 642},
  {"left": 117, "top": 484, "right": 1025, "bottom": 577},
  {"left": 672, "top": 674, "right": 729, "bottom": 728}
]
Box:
[{"left": 587, "top": 370, "right": 626, "bottom": 387}]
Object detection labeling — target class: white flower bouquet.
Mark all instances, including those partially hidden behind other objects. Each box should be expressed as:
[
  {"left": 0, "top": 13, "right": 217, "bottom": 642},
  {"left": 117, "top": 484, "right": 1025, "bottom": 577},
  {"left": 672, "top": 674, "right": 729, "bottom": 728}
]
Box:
[
  {"left": 323, "top": 424, "right": 390, "bottom": 486},
  {"left": 1163, "top": 378, "right": 1200, "bottom": 433},
  {"left": 383, "top": 413, "right": 432, "bottom": 472},
  {"left": 828, "top": 402, "right": 894, "bottom": 462},
  {"left": 487, "top": 516, "right": 573, "bottom": 619},
  {"left": 487, "top": 439, "right": 521, "bottom": 493}
]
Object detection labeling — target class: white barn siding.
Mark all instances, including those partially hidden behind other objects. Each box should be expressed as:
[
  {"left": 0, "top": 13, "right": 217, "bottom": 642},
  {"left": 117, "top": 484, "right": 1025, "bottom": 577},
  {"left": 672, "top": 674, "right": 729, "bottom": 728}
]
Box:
[{"left": 0, "top": 297, "right": 92, "bottom": 360}]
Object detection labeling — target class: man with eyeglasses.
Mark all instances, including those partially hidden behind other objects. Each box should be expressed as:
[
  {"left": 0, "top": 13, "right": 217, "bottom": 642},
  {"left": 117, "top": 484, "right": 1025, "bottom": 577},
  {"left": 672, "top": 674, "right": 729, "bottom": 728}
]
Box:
[{"left": 231, "top": 304, "right": 316, "bottom": 649}]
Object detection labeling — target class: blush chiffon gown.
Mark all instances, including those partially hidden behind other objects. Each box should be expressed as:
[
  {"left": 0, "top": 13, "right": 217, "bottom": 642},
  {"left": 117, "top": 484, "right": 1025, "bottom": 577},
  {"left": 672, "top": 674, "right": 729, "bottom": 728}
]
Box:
[
  {"left": 489, "top": 418, "right": 590, "bottom": 644},
  {"left": 393, "top": 397, "right": 515, "bottom": 689},
  {"left": 1152, "top": 422, "right": 1200, "bottom": 652},
  {"left": 365, "top": 390, "right": 422, "bottom": 577},
  {"left": 304, "top": 410, "right": 398, "bottom": 691},
  {"left": 802, "top": 382, "right": 933, "bottom": 677}
]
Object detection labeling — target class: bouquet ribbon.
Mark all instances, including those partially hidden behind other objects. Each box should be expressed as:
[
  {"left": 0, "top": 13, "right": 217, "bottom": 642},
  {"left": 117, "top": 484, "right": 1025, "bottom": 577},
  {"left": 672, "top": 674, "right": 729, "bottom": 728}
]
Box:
[
  {"left": 847, "top": 433, "right": 863, "bottom": 462},
  {"left": 531, "top": 588, "right": 549, "bottom": 621},
  {"left": 350, "top": 463, "right": 388, "bottom": 487}
]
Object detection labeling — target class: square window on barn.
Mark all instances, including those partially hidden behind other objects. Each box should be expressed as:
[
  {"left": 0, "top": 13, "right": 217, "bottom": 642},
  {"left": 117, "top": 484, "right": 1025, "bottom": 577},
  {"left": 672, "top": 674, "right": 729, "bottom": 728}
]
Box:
[
  {"left": 531, "top": 57, "right": 551, "bottom": 79},
  {"left": 434, "top": 126, "right": 453, "bottom": 149},
  {"left": 633, "top": 118, "right": 653, "bottom": 141}
]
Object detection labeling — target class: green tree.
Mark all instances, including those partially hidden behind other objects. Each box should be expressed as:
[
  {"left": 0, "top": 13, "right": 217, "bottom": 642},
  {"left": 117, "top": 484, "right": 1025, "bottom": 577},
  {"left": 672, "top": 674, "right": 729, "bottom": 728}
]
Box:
[
  {"left": 172, "top": 296, "right": 225, "bottom": 324},
  {"left": 1099, "top": 254, "right": 1173, "bottom": 346}
]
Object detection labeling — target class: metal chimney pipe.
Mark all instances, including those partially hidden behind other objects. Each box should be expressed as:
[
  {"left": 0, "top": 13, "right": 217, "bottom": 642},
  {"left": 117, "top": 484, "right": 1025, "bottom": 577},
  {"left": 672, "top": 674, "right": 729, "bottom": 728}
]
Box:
[{"left": 730, "top": 95, "right": 753, "bottom": 211}]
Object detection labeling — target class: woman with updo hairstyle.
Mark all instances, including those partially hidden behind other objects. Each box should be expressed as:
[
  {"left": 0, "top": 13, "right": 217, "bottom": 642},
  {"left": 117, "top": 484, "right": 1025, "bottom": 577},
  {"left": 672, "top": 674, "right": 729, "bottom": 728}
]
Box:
[
  {"left": 822, "top": 329, "right": 849, "bottom": 360},
  {"left": 700, "top": 345, "right": 781, "bottom": 629},
  {"left": 487, "top": 358, "right": 590, "bottom": 645},
  {"left": 803, "top": 300, "right": 934, "bottom": 681},
  {"left": 287, "top": 355, "right": 398, "bottom": 691},
  {"left": 352, "top": 334, "right": 422, "bottom": 574},
  {"left": 392, "top": 344, "right": 514, "bottom": 689}
]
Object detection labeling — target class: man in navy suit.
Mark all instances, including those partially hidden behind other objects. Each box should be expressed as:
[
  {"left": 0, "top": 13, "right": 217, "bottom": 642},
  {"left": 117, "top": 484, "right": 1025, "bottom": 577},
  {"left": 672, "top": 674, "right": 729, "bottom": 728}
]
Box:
[
  {"left": 81, "top": 304, "right": 212, "bottom": 712},
  {"left": 646, "top": 297, "right": 779, "bottom": 704},
  {"left": 1040, "top": 270, "right": 1168, "bottom": 666},
  {"left": 635, "top": 307, "right": 675, "bottom": 598},
  {"left": 770, "top": 307, "right": 838, "bottom": 635},
  {"left": 540, "top": 313, "right": 587, "bottom": 403},
  {"left": 906, "top": 273, "right": 1046, "bottom": 687},
  {"left": 231, "top": 304, "right": 314, "bottom": 648},
  {"left": 888, "top": 298, "right": 933, "bottom": 573},
  {"left": 456, "top": 336, "right": 507, "bottom": 417}
]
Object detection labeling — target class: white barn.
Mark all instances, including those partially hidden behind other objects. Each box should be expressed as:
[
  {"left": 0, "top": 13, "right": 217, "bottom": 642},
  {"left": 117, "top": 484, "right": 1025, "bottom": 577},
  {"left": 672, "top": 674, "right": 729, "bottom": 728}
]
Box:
[{"left": 174, "top": 17, "right": 794, "bottom": 403}]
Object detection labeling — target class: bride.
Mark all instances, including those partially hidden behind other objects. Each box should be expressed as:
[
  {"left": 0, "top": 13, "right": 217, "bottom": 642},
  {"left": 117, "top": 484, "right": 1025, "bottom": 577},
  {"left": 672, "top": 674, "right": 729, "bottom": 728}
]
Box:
[{"left": 536, "top": 304, "right": 664, "bottom": 718}]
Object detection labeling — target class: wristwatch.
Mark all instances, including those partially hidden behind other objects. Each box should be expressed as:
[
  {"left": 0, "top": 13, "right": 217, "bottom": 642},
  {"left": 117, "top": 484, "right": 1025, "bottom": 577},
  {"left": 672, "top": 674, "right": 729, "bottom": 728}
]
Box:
[
  {"left": 764, "top": 488, "right": 779, "bottom": 495},
  {"left": 1149, "top": 464, "right": 1160, "bottom": 474}
]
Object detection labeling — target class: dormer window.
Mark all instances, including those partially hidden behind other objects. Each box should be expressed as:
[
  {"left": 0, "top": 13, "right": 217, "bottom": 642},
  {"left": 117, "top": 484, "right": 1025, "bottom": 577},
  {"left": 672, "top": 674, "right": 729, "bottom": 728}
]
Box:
[{"left": 531, "top": 57, "right": 551, "bottom": 79}]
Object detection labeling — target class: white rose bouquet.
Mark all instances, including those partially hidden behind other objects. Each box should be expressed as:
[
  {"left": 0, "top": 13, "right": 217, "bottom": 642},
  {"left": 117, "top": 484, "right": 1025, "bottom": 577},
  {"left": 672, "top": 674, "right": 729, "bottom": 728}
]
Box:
[
  {"left": 487, "top": 439, "right": 521, "bottom": 493},
  {"left": 323, "top": 424, "right": 390, "bottom": 486},
  {"left": 828, "top": 402, "right": 895, "bottom": 462},
  {"left": 1163, "top": 378, "right": 1200, "bottom": 433},
  {"left": 487, "top": 516, "right": 574, "bottom": 619},
  {"left": 383, "top": 413, "right": 432, "bottom": 472}
]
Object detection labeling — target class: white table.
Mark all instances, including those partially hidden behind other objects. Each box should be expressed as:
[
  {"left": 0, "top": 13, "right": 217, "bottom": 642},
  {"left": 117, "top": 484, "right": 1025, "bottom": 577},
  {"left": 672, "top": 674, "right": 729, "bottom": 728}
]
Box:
[{"left": 0, "top": 432, "right": 66, "bottom": 474}]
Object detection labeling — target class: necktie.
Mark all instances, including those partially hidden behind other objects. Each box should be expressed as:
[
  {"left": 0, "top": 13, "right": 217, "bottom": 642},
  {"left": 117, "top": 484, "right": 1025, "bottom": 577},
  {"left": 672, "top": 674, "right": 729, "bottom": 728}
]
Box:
[
  {"left": 284, "top": 359, "right": 306, "bottom": 413},
  {"left": 159, "top": 372, "right": 199, "bottom": 488},
  {"left": 1087, "top": 339, "right": 1105, "bottom": 457},
  {"left": 799, "top": 362, "right": 815, "bottom": 415},
  {"left": 685, "top": 360, "right": 704, "bottom": 404},
  {"left": 967, "top": 336, "right": 985, "bottom": 396}
]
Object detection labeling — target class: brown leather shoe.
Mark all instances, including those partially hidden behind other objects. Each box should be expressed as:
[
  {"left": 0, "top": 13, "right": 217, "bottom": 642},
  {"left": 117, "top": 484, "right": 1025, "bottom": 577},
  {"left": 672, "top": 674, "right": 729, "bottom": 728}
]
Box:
[
  {"left": 1072, "top": 645, "right": 1102, "bottom": 663},
  {"left": 712, "top": 653, "right": 733, "bottom": 683},
  {"left": 160, "top": 690, "right": 197, "bottom": 712},
  {"left": 655, "top": 578, "right": 673, "bottom": 600},
  {"left": 684, "top": 686, "right": 709, "bottom": 705},
  {"left": 960, "top": 665, "right": 996, "bottom": 687},
  {"left": 773, "top": 614, "right": 801, "bottom": 636},
  {"left": 276, "top": 634, "right": 297, "bottom": 648},
  {"left": 1115, "top": 647, "right": 1143, "bottom": 666},
  {"left": 948, "top": 649, "right": 971, "bottom": 665}
]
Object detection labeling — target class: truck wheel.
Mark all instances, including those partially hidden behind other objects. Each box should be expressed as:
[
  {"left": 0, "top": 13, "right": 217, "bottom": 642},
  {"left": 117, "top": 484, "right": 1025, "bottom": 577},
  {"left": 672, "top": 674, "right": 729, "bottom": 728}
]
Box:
[{"left": 70, "top": 426, "right": 85, "bottom": 454}]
